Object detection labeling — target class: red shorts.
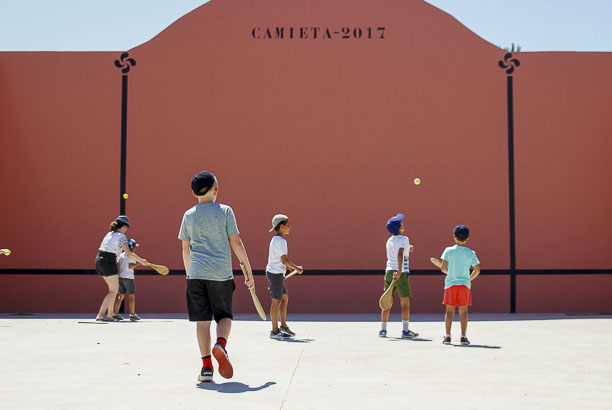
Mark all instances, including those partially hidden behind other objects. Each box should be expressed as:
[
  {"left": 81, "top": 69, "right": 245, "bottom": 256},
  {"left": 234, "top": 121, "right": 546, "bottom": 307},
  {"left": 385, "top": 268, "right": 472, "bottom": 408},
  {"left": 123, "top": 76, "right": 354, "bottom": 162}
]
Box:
[{"left": 443, "top": 285, "right": 472, "bottom": 306}]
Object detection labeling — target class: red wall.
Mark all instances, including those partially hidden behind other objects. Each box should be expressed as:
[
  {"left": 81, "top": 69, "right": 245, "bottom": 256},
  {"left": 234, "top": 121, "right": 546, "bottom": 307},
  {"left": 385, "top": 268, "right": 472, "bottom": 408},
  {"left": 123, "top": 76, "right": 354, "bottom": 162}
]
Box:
[
  {"left": 1, "top": 0, "right": 610, "bottom": 313},
  {"left": 1, "top": 274, "right": 610, "bottom": 314}
]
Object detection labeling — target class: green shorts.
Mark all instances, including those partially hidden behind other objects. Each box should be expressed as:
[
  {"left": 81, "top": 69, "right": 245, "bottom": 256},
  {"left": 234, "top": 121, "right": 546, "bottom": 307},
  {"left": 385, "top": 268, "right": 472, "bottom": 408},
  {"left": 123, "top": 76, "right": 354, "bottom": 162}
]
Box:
[{"left": 384, "top": 271, "right": 412, "bottom": 298}]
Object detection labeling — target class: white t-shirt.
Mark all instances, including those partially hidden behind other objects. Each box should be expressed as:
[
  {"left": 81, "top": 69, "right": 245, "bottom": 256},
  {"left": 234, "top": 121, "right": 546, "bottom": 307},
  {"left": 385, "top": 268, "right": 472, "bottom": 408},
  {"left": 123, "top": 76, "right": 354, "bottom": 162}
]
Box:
[
  {"left": 385, "top": 235, "right": 410, "bottom": 272},
  {"left": 118, "top": 252, "right": 137, "bottom": 279},
  {"left": 266, "top": 235, "right": 288, "bottom": 274},
  {"left": 99, "top": 231, "right": 127, "bottom": 255}
]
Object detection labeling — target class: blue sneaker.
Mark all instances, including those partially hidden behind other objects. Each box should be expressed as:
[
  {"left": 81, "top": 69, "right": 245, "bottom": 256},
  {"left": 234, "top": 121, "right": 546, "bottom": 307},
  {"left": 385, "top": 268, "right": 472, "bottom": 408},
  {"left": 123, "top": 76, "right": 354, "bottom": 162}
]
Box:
[
  {"left": 401, "top": 329, "right": 418, "bottom": 339},
  {"left": 378, "top": 329, "right": 387, "bottom": 338}
]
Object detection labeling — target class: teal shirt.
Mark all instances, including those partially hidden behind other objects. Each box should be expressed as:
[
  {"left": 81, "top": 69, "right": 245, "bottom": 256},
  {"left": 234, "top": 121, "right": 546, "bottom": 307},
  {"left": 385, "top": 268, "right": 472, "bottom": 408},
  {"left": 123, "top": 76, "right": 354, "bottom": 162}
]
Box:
[
  {"left": 178, "top": 203, "right": 239, "bottom": 280},
  {"left": 441, "top": 245, "right": 480, "bottom": 289}
]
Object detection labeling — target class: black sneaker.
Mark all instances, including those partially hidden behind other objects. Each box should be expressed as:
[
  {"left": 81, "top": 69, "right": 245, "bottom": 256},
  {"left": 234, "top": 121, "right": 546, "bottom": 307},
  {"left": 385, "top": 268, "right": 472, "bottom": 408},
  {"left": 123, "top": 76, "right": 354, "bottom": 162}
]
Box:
[
  {"left": 129, "top": 314, "right": 141, "bottom": 322},
  {"left": 212, "top": 343, "right": 233, "bottom": 379},
  {"left": 443, "top": 335, "right": 451, "bottom": 345},
  {"left": 112, "top": 314, "right": 124, "bottom": 321},
  {"left": 401, "top": 330, "right": 418, "bottom": 339},
  {"left": 198, "top": 366, "right": 213, "bottom": 382},
  {"left": 279, "top": 326, "right": 295, "bottom": 337},
  {"left": 460, "top": 336, "right": 470, "bottom": 345},
  {"left": 270, "top": 329, "right": 292, "bottom": 339}
]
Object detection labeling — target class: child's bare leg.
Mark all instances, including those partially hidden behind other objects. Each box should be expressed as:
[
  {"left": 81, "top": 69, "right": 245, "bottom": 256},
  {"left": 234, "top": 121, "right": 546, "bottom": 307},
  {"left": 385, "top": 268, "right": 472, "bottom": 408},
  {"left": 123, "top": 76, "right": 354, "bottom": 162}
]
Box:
[
  {"left": 216, "top": 318, "right": 231, "bottom": 342},
  {"left": 279, "top": 294, "right": 289, "bottom": 328},
  {"left": 458, "top": 306, "right": 468, "bottom": 336},
  {"left": 113, "top": 294, "right": 125, "bottom": 315},
  {"left": 400, "top": 297, "right": 411, "bottom": 320},
  {"left": 445, "top": 305, "right": 456, "bottom": 335},
  {"left": 381, "top": 308, "right": 391, "bottom": 323},
  {"left": 128, "top": 294, "right": 136, "bottom": 314},
  {"left": 270, "top": 299, "right": 281, "bottom": 332},
  {"left": 98, "top": 275, "right": 119, "bottom": 318},
  {"left": 196, "top": 321, "right": 212, "bottom": 356}
]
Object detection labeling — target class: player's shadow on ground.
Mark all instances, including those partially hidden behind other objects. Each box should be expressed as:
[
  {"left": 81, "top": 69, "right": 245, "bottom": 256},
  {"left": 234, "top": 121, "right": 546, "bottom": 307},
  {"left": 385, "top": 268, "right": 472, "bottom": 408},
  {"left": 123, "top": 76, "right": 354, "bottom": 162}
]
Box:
[
  {"left": 197, "top": 381, "right": 276, "bottom": 393},
  {"left": 387, "top": 337, "right": 433, "bottom": 342},
  {"left": 272, "top": 338, "right": 314, "bottom": 343},
  {"left": 452, "top": 344, "right": 501, "bottom": 349}
]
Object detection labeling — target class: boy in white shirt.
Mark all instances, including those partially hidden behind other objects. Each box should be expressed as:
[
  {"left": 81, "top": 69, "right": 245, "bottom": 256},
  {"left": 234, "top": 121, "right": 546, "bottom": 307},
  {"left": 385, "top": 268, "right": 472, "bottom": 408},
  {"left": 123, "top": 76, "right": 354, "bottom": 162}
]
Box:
[
  {"left": 379, "top": 213, "right": 418, "bottom": 339},
  {"left": 265, "top": 214, "right": 303, "bottom": 339},
  {"left": 113, "top": 239, "right": 142, "bottom": 321}
]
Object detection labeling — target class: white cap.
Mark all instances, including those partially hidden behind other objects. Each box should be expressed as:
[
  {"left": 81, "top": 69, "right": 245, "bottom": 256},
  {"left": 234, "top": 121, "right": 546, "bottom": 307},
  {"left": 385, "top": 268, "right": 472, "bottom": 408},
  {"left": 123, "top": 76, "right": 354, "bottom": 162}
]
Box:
[{"left": 269, "top": 214, "right": 289, "bottom": 232}]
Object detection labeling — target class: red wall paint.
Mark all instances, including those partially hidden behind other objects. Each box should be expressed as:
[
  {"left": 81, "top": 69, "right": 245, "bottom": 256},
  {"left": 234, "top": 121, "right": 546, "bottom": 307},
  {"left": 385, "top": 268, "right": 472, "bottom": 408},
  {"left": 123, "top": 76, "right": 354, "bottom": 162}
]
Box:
[
  {"left": 2, "top": 274, "right": 609, "bottom": 314},
  {"left": 1, "top": 0, "right": 610, "bottom": 313}
]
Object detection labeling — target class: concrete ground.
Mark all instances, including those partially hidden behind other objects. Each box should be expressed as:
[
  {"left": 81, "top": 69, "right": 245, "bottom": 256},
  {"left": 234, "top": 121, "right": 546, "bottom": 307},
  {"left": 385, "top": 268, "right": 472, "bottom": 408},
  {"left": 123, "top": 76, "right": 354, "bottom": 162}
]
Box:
[{"left": 1, "top": 313, "right": 611, "bottom": 410}]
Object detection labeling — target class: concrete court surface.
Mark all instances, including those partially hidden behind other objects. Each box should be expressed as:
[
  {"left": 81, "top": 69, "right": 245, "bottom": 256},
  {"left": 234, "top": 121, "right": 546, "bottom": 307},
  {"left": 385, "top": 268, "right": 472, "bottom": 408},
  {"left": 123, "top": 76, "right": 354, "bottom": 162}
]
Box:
[{"left": 1, "top": 313, "right": 611, "bottom": 410}]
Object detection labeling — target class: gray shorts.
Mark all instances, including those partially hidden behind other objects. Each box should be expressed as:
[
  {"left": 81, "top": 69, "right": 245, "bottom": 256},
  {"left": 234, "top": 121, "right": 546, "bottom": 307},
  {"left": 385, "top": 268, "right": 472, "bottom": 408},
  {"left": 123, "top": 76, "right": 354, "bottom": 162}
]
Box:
[
  {"left": 266, "top": 271, "right": 287, "bottom": 300},
  {"left": 119, "top": 278, "right": 135, "bottom": 295}
]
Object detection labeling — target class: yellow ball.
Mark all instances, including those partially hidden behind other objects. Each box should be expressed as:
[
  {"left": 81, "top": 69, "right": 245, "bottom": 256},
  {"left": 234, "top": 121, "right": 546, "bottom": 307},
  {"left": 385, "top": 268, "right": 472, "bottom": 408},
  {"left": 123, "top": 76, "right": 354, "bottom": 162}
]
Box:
[
  {"left": 122, "top": 193, "right": 128, "bottom": 199},
  {"left": 413, "top": 178, "right": 421, "bottom": 185},
  {"left": 4, "top": 250, "right": 10, "bottom": 256}
]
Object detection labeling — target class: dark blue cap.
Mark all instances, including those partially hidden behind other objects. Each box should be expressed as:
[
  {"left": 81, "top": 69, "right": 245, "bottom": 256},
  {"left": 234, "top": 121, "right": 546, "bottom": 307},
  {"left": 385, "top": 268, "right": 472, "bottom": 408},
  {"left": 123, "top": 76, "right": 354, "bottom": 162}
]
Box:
[
  {"left": 127, "top": 239, "right": 139, "bottom": 249},
  {"left": 453, "top": 225, "right": 470, "bottom": 241},
  {"left": 115, "top": 215, "right": 130, "bottom": 227},
  {"left": 386, "top": 213, "right": 405, "bottom": 235}
]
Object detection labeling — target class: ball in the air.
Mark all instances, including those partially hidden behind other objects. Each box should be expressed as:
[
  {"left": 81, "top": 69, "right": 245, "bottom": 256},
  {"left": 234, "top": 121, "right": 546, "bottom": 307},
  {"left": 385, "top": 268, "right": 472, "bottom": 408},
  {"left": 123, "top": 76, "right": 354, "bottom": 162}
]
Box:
[
  {"left": 122, "top": 193, "right": 128, "bottom": 199},
  {"left": 413, "top": 178, "right": 421, "bottom": 185},
  {"left": 5, "top": 250, "right": 10, "bottom": 256}
]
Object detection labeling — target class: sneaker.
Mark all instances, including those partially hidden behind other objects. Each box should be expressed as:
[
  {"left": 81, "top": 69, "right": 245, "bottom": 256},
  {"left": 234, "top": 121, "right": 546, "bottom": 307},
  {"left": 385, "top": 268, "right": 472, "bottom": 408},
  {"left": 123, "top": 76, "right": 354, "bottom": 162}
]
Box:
[
  {"left": 212, "top": 343, "right": 233, "bottom": 379},
  {"left": 279, "top": 326, "right": 295, "bottom": 337},
  {"left": 129, "top": 314, "right": 141, "bottom": 322},
  {"left": 443, "top": 335, "right": 451, "bottom": 345},
  {"left": 198, "top": 366, "right": 213, "bottom": 382},
  {"left": 460, "top": 336, "right": 470, "bottom": 346},
  {"left": 402, "top": 329, "right": 419, "bottom": 339},
  {"left": 112, "top": 314, "right": 124, "bottom": 321},
  {"left": 270, "top": 329, "right": 292, "bottom": 339},
  {"left": 97, "top": 316, "right": 119, "bottom": 322},
  {"left": 378, "top": 329, "right": 387, "bottom": 338}
]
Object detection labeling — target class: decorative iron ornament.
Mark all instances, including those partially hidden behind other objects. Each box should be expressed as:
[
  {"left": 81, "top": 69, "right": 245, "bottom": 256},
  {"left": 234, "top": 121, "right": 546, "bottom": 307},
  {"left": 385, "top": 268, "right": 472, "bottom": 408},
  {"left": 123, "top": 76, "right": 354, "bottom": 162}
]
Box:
[
  {"left": 114, "top": 52, "right": 136, "bottom": 74},
  {"left": 498, "top": 52, "right": 520, "bottom": 75}
]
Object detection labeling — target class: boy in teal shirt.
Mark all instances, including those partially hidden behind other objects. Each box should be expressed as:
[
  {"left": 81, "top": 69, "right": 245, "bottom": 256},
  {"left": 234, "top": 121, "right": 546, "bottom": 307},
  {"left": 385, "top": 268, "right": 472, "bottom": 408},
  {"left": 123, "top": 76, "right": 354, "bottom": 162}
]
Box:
[{"left": 438, "top": 225, "right": 480, "bottom": 345}]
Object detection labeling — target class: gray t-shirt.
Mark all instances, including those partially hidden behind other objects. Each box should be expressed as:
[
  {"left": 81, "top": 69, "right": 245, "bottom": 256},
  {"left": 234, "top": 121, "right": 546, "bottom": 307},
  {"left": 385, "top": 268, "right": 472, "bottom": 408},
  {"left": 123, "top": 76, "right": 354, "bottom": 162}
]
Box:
[{"left": 178, "top": 203, "right": 239, "bottom": 280}]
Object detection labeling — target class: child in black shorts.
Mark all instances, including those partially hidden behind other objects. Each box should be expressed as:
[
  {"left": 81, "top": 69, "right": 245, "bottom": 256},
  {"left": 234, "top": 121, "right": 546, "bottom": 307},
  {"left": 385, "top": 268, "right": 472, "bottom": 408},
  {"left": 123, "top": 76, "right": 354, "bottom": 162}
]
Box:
[{"left": 178, "top": 171, "right": 255, "bottom": 383}]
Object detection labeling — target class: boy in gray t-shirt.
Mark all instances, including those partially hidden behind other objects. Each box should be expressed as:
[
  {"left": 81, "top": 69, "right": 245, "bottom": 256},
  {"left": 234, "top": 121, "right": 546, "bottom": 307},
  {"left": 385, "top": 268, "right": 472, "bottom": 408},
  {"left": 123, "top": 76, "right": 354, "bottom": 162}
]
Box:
[{"left": 178, "top": 171, "right": 255, "bottom": 383}]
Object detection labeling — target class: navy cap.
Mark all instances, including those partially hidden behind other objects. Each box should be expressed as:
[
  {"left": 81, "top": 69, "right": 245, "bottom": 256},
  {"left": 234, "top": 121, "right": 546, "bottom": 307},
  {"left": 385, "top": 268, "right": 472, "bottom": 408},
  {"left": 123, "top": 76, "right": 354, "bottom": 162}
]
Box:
[
  {"left": 115, "top": 215, "right": 130, "bottom": 227},
  {"left": 386, "top": 213, "right": 405, "bottom": 235},
  {"left": 127, "top": 239, "right": 139, "bottom": 249},
  {"left": 453, "top": 225, "right": 470, "bottom": 241},
  {"left": 191, "top": 171, "right": 216, "bottom": 196}
]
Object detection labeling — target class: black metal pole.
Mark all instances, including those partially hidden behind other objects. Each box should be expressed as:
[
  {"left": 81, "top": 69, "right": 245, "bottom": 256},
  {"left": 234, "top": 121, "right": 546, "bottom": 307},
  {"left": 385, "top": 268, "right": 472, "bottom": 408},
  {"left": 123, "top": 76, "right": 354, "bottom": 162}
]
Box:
[
  {"left": 114, "top": 52, "right": 136, "bottom": 215},
  {"left": 507, "top": 75, "right": 517, "bottom": 314},
  {"left": 120, "top": 74, "right": 128, "bottom": 215},
  {"left": 498, "top": 53, "right": 520, "bottom": 314}
]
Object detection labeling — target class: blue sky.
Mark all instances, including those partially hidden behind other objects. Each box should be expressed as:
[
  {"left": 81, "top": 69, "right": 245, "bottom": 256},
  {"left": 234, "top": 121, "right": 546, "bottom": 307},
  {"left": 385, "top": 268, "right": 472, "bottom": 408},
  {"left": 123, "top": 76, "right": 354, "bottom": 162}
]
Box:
[{"left": 0, "top": 0, "right": 610, "bottom": 52}]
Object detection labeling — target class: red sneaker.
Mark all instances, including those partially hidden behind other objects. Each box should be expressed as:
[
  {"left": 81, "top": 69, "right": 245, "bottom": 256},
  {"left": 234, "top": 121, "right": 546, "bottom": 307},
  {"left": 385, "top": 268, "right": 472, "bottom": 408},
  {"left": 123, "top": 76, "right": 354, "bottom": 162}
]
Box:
[{"left": 212, "top": 343, "right": 233, "bottom": 379}]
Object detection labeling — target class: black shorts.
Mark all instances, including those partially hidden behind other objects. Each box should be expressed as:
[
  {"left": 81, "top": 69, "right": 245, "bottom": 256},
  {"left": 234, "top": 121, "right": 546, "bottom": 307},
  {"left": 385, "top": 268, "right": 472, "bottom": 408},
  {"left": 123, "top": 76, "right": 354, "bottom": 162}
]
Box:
[
  {"left": 95, "top": 252, "right": 118, "bottom": 277},
  {"left": 186, "top": 279, "right": 235, "bottom": 322},
  {"left": 266, "top": 271, "right": 287, "bottom": 300},
  {"left": 119, "top": 278, "right": 135, "bottom": 295}
]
